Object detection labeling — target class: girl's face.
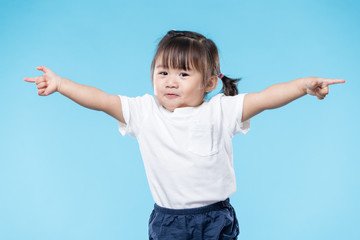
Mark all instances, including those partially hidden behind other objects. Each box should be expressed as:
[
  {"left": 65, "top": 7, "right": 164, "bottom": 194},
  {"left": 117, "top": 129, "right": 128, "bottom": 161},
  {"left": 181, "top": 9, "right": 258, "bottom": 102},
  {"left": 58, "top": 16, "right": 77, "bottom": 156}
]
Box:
[{"left": 153, "top": 62, "right": 211, "bottom": 112}]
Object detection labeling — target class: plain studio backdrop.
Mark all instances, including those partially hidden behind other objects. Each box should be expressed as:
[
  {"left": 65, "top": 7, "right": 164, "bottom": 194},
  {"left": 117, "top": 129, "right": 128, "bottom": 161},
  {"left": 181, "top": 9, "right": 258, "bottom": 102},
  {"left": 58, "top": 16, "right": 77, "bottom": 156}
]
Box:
[{"left": 0, "top": 0, "right": 359, "bottom": 239}]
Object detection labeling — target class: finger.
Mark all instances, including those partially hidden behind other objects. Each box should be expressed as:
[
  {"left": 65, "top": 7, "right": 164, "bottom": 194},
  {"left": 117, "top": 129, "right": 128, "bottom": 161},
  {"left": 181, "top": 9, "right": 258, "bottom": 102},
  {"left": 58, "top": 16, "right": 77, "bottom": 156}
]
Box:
[
  {"left": 24, "top": 77, "right": 37, "bottom": 83},
  {"left": 316, "top": 92, "right": 325, "bottom": 100},
  {"left": 317, "top": 94, "right": 326, "bottom": 99},
  {"left": 24, "top": 76, "right": 44, "bottom": 84},
  {"left": 318, "top": 86, "right": 329, "bottom": 96},
  {"left": 36, "top": 65, "right": 51, "bottom": 74},
  {"left": 35, "top": 76, "right": 46, "bottom": 84},
  {"left": 313, "top": 86, "right": 328, "bottom": 98},
  {"left": 37, "top": 82, "right": 47, "bottom": 89},
  {"left": 38, "top": 89, "right": 46, "bottom": 96},
  {"left": 307, "top": 79, "right": 322, "bottom": 90},
  {"left": 43, "top": 89, "right": 51, "bottom": 96},
  {"left": 324, "top": 79, "right": 346, "bottom": 86}
]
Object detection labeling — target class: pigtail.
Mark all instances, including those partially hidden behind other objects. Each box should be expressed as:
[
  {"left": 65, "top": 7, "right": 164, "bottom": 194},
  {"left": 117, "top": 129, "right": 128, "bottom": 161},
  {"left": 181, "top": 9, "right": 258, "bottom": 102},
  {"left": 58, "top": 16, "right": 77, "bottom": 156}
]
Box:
[{"left": 220, "top": 74, "right": 241, "bottom": 96}]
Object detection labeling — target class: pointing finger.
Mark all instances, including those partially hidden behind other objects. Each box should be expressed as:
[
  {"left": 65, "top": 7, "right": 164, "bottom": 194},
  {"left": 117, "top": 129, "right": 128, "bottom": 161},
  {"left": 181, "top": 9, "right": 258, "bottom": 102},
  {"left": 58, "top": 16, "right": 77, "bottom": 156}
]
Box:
[
  {"left": 24, "top": 77, "right": 36, "bottom": 83},
  {"left": 324, "top": 79, "right": 346, "bottom": 86},
  {"left": 25, "top": 76, "right": 45, "bottom": 84}
]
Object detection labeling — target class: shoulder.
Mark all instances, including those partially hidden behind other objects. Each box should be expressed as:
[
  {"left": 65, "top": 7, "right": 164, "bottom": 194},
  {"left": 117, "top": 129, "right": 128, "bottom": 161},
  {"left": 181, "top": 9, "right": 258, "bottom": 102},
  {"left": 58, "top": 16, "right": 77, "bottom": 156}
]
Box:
[
  {"left": 207, "top": 93, "right": 248, "bottom": 120},
  {"left": 117, "top": 94, "right": 157, "bottom": 121},
  {"left": 208, "top": 93, "right": 248, "bottom": 105},
  {"left": 119, "top": 93, "right": 153, "bottom": 100},
  {"left": 119, "top": 94, "right": 155, "bottom": 105}
]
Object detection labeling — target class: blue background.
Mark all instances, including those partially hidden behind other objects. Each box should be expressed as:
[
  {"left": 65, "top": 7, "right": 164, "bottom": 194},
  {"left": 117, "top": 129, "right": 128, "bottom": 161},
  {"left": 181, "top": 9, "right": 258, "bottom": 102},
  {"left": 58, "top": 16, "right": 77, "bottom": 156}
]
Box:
[{"left": 1, "top": 0, "right": 359, "bottom": 239}]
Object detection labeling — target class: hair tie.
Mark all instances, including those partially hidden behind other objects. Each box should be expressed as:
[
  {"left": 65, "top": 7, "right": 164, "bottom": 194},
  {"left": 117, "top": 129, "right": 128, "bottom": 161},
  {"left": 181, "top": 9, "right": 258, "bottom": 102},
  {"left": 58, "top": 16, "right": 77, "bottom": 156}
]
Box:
[{"left": 219, "top": 73, "right": 224, "bottom": 80}]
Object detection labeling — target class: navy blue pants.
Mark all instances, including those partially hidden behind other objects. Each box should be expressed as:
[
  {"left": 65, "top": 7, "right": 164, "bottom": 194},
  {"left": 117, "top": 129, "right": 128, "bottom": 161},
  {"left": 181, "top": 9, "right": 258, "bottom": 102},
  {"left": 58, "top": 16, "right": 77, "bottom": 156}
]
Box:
[{"left": 148, "top": 198, "right": 239, "bottom": 240}]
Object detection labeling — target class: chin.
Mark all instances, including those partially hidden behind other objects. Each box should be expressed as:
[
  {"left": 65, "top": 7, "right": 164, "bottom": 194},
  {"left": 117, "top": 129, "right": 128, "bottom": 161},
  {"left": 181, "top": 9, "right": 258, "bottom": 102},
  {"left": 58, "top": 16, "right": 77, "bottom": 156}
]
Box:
[{"left": 165, "top": 105, "right": 176, "bottom": 112}]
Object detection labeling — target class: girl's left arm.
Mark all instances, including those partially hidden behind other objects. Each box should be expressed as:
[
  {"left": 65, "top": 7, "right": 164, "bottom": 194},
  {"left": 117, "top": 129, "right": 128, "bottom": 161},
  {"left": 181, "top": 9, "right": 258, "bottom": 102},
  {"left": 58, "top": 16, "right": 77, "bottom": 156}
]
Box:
[{"left": 242, "top": 77, "right": 345, "bottom": 122}]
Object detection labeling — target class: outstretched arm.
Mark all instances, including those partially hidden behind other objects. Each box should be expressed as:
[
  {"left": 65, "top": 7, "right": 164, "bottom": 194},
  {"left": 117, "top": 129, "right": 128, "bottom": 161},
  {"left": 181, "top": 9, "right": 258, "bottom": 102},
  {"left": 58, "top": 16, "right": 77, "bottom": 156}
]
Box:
[
  {"left": 242, "top": 77, "right": 346, "bottom": 122},
  {"left": 24, "top": 66, "right": 125, "bottom": 124}
]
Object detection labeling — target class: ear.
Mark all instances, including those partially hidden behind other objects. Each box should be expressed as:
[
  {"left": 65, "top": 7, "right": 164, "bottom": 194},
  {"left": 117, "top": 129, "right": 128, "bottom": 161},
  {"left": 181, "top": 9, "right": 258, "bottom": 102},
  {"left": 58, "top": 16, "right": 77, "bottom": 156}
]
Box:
[{"left": 205, "top": 75, "right": 218, "bottom": 93}]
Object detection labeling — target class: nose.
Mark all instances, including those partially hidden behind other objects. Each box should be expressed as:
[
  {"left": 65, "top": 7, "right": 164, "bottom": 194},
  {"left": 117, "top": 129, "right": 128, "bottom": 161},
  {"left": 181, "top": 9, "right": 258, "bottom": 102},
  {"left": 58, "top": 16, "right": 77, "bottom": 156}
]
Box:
[{"left": 166, "top": 75, "right": 179, "bottom": 88}]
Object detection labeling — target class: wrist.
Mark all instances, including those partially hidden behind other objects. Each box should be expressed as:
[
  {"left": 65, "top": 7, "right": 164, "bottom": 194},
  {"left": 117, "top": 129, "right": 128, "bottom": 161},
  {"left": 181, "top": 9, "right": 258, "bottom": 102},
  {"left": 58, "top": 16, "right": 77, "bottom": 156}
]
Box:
[
  {"left": 57, "top": 77, "right": 66, "bottom": 93},
  {"left": 298, "top": 78, "right": 308, "bottom": 95}
]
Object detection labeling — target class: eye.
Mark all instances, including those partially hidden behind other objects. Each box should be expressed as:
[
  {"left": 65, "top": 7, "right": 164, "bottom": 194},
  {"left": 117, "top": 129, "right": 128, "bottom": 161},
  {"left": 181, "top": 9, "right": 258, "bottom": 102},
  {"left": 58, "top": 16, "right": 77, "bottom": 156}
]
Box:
[
  {"left": 159, "top": 71, "right": 168, "bottom": 76},
  {"left": 179, "top": 72, "right": 189, "bottom": 77}
]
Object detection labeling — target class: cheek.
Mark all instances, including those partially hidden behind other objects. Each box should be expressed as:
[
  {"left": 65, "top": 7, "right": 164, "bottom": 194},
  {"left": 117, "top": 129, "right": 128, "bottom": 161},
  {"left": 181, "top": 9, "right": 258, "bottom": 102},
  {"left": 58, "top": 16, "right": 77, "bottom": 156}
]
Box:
[
  {"left": 153, "top": 83, "right": 158, "bottom": 94},
  {"left": 190, "top": 82, "right": 205, "bottom": 93},
  {"left": 183, "top": 83, "right": 204, "bottom": 99},
  {"left": 153, "top": 80, "right": 160, "bottom": 95},
  {"left": 197, "top": 82, "right": 205, "bottom": 91}
]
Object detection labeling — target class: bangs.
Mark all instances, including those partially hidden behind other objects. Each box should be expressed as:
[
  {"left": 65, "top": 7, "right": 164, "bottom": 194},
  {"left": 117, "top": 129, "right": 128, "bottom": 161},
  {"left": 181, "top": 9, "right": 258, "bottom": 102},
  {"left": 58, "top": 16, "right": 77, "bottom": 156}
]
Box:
[{"left": 154, "top": 37, "right": 205, "bottom": 72}]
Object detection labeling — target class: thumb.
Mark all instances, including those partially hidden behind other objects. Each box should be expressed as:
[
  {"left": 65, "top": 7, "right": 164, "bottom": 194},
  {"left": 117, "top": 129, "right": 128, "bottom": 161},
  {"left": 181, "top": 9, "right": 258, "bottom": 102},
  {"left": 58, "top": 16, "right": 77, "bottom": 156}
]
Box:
[
  {"left": 36, "top": 65, "right": 51, "bottom": 74},
  {"left": 308, "top": 80, "right": 321, "bottom": 90}
]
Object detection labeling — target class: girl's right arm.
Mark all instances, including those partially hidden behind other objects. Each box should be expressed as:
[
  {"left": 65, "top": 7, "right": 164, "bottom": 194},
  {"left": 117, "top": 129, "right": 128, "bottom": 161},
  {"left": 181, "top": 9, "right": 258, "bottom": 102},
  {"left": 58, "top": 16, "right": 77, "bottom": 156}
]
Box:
[{"left": 24, "top": 66, "right": 125, "bottom": 124}]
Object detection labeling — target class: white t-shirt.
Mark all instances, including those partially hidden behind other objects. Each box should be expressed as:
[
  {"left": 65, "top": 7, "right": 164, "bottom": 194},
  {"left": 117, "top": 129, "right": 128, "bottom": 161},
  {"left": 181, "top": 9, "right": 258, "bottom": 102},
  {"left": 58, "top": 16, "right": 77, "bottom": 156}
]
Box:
[{"left": 118, "top": 93, "right": 250, "bottom": 209}]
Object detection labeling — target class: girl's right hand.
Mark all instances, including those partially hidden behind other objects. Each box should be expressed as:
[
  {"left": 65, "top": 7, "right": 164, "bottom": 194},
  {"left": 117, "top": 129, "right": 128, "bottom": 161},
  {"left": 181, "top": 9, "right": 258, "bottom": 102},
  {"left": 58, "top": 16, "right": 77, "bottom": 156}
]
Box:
[{"left": 24, "top": 66, "right": 62, "bottom": 96}]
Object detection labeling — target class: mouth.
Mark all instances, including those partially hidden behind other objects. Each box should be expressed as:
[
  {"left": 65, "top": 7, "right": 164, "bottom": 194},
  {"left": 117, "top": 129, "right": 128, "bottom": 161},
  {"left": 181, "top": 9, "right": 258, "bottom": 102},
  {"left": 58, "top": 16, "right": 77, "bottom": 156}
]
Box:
[{"left": 165, "top": 93, "right": 179, "bottom": 99}]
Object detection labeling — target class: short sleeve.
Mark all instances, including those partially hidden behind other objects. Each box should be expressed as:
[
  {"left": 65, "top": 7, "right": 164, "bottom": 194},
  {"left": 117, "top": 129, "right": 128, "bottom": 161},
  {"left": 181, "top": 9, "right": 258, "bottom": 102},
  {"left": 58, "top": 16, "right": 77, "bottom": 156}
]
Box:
[
  {"left": 220, "top": 93, "right": 251, "bottom": 136},
  {"left": 118, "top": 94, "right": 153, "bottom": 138}
]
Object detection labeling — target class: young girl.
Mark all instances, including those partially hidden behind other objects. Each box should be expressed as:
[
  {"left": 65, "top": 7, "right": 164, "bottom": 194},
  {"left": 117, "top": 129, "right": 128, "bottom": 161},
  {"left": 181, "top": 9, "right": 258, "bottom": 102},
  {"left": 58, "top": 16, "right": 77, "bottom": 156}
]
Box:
[{"left": 24, "top": 30, "right": 345, "bottom": 240}]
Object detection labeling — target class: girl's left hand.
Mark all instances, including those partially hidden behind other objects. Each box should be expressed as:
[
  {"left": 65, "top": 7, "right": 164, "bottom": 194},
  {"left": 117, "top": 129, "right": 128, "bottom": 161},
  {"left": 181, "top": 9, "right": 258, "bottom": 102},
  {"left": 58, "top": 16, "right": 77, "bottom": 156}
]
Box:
[{"left": 304, "top": 77, "right": 345, "bottom": 100}]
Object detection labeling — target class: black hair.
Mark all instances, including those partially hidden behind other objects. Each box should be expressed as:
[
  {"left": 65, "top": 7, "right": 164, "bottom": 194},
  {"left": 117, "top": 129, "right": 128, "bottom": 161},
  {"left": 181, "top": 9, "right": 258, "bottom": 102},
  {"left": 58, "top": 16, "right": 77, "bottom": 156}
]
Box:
[{"left": 151, "top": 30, "right": 241, "bottom": 96}]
